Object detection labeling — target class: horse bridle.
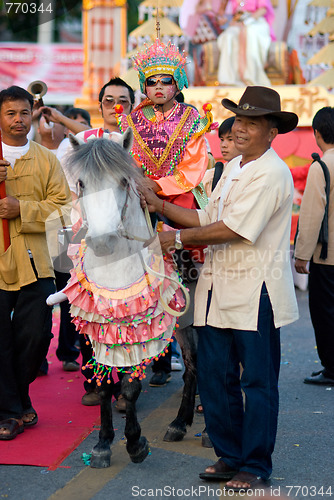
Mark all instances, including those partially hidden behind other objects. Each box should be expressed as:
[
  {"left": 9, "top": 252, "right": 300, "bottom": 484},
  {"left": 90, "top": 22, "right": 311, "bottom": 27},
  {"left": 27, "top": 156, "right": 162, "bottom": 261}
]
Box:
[
  {"left": 116, "top": 182, "right": 154, "bottom": 243},
  {"left": 76, "top": 179, "right": 189, "bottom": 316},
  {"left": 76, "top": 179, "right": 151, "bottom": 242}
]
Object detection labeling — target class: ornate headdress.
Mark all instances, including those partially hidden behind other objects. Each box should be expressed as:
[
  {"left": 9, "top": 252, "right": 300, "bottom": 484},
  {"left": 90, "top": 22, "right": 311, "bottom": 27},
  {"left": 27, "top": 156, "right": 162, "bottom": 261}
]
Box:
[{"left": 133, "top": 38, "right": 189, "bottom": 93}]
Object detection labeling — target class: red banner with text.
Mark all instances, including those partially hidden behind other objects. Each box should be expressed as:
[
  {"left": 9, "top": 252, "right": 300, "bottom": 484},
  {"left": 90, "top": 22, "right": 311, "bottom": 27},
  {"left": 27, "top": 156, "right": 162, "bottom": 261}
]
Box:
[{"left": 0, "top": 42, "right": 83, "bottom": 104}]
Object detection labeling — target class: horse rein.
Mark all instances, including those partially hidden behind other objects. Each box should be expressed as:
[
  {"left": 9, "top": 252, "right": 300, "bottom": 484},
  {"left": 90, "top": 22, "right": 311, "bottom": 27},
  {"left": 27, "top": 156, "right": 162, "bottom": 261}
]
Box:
[
  {"left": 116, "top": 182, "right": 153, "bottom": 242},
  {"left": 115, "top": 184, "right": 191, "bottom": 316},
  {"left": 110, "top": 181, "right": 190, "bottom": 317}
]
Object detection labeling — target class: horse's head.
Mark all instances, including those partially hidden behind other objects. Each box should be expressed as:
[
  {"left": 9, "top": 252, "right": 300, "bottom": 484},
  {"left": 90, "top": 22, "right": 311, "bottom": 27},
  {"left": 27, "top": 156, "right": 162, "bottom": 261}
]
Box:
[{"left": 68, "top": 130, "right": 145, "bottom": 257}]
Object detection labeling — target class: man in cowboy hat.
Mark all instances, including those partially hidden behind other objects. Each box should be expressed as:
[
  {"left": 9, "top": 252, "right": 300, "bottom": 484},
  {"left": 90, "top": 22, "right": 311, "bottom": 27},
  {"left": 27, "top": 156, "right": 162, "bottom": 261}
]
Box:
[{"left": 140, "top": 86, "right": 299, "bottom": 492}]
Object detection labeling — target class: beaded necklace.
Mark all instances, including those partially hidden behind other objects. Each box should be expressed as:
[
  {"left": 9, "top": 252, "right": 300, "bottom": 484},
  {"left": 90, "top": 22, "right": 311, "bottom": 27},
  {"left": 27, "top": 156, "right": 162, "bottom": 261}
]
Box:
[{"left": 119, "top": 102, "right": 201, "bottom": 178}]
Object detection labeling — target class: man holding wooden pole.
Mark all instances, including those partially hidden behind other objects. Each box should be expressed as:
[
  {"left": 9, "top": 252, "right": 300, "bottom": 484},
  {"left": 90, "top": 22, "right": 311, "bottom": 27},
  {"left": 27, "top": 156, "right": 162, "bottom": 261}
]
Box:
[{"left": 0, "top": 85, "right": 71, "bottom": 440}]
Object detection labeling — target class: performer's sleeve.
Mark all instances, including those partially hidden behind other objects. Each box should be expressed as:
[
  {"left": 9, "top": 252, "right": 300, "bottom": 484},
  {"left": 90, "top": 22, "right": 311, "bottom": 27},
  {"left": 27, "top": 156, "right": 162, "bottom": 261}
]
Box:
[{"left": 155, "top": 135, "right": 208, "bottom": 196}]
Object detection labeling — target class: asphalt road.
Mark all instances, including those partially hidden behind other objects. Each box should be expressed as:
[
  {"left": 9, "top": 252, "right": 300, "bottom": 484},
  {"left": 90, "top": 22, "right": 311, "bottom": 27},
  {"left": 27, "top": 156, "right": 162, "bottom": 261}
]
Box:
[{"left": 0, "top": 288, "right": 333, "bottom": 500}]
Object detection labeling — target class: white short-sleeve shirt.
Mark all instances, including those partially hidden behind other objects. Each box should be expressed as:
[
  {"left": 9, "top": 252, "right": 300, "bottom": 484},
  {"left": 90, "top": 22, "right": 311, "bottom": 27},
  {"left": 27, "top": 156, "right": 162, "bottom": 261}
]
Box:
[{"left": 194, "top": 147, "right": 299, "bottom": 331}]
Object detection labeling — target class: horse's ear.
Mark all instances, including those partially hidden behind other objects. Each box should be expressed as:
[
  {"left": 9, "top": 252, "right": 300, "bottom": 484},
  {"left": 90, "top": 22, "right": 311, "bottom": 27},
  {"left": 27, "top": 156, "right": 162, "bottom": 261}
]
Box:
[
  {"left": 121, "top": 127, "right": 134, "bottom": 153},
  {"left": 69, "top": 133, "right": 85, "bottom": 149}
]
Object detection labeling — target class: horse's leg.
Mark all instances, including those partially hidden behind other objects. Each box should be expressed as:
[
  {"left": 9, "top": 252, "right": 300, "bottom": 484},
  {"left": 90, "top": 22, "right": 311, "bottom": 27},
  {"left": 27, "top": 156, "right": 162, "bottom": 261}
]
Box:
[
  {"left": 163, "top": 325, "right": 198, "bottom": 442},
  {"left": 90, "top": 381, "right": 115, "bottom": 468},
  {"left": 122, "top": 373, "right": 149, "bottom": 463}
]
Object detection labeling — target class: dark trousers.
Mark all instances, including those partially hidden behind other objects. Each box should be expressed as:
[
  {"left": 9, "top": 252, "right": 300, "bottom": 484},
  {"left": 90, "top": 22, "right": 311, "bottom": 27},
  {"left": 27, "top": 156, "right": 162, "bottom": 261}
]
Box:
[
  {"left": 79, "top": 334, "right": 95, "bottom": 392},
  {"left": 196, "top": 285, "right": 281, "bottom": 479},
  {"left": 152, "top": 344, "right": 171, "bottom": 374},
  {"left": 0, "top": 277, "right": 55, "bottom": 420},
  {"left": 54, "top": 270, "right": 80, "bottom": 363},
  {"left": 309, "top": 260, "right": 334, "bottom": 378},
  {"left": 79, "top": 334, "right": 122, "bottom": 398}
]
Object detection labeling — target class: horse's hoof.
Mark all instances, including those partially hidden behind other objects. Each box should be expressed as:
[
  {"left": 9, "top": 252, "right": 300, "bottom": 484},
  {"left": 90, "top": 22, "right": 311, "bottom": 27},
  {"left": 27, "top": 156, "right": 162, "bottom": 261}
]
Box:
[
  {"left": 127, "top": 436, "right": 149, "bottom": 463},
  {"left": 163, "top": 425, "right": 186, "bottom": 442},
  {"left": 201, "top": 430, "right": 213, "bottom": 448},
  {"left": 90, "top": 448, "right": 112, "bottom": 468}
]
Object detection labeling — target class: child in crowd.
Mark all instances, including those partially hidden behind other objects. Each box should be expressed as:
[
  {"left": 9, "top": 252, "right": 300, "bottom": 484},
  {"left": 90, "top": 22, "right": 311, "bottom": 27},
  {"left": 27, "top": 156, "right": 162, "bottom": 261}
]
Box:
[{"left": 203, "top": 116, "right": 240, "bottom": 197}]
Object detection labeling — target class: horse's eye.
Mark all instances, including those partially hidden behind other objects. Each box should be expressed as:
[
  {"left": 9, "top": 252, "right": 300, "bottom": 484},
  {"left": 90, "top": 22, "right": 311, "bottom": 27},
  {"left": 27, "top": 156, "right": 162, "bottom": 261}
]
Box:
[
  {"left": 78, "top": 179, "right": 85, "bottom": 190},
  {"left": 120, "top": 177, "right": 128, "bottom": 190}
]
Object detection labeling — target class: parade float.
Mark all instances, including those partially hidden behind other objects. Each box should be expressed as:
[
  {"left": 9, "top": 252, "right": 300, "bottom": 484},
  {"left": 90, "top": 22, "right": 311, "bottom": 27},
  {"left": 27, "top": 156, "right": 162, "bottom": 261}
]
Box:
[
  {"left": 1, "top": 0, "right": 332, "bottom": 245},
  {"left": 72, "top": 0, "right": 334, "bottom": 275},
  {"left": 74, "top": 0, "right": 333, "bottom": 158}
]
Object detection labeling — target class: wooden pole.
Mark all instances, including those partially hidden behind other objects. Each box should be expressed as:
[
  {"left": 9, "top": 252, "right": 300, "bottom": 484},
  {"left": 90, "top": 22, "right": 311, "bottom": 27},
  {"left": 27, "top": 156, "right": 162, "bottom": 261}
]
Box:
[
  {"left": 156, "top": 0, "right": 160, "bottom": 39},
  {"left": 0, "top": 132, "right": 11, "bottom": 251}
]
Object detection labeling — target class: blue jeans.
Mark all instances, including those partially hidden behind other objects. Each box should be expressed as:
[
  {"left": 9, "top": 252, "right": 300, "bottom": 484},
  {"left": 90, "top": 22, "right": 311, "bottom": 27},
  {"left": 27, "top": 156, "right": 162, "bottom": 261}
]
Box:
[{"left": 197, "top": 284, "right": 280, "bottom": 479}]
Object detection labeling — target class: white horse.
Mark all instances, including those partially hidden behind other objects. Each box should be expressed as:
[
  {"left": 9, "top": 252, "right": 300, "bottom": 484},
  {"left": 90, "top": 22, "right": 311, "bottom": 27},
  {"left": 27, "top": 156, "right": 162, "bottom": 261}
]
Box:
[{"left": 47, "top": 130, "right": 191, "bottom": 468}]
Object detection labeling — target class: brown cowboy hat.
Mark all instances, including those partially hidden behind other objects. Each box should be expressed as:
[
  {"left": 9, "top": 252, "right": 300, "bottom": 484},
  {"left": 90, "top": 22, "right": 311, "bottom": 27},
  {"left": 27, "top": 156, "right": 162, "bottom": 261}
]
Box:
[{"left": 222, "top": 86, "right": 298, "bottom": 134}]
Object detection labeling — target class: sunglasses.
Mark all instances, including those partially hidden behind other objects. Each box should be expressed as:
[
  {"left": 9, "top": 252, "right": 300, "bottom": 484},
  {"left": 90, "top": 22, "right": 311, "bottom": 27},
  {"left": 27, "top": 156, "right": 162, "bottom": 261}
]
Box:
[
  {"left": 146, "top": 76, "right": 174, "bottom": 87},
  {"left": 101, "top": 97, "right": 131, "bottom": 109}
]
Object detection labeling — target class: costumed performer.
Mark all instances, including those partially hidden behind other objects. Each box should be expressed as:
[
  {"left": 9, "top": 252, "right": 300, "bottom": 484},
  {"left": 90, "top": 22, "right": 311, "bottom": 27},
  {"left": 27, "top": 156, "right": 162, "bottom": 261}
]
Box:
[
  {"left": 117, "top": 38, "right": 214, "bottom": 387},
  {"left": 118, "top": 38, "right": 212, "bottom": 222},
  {"left": 217, "top": 0, "right": 275, "bottom": 86},
  {"left": 180, "top": 0, "right": 227, "bottom": 85}
]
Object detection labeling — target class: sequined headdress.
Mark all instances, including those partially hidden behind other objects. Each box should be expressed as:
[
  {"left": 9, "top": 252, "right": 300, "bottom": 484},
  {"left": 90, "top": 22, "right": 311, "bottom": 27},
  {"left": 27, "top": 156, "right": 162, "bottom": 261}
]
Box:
[{"left": 133, "top": 38, "right": 189, "bottom": 93}]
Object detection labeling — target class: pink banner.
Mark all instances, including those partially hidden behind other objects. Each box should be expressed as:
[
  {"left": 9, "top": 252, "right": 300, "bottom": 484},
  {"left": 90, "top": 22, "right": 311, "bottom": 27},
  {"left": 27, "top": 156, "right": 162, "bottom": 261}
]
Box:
[{"left": 0, "top": 43, "right": 84, "bottom": 104}]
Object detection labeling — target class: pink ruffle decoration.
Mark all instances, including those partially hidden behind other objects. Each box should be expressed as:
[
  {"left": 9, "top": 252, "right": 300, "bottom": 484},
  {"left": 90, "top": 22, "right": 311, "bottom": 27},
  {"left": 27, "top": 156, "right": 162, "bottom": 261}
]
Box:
[
  {"left": 73, "top": 309, "right": 178, "bottom": 345},
  {"left": 64, "top": 242, "right": 185, "bottom": 347}
]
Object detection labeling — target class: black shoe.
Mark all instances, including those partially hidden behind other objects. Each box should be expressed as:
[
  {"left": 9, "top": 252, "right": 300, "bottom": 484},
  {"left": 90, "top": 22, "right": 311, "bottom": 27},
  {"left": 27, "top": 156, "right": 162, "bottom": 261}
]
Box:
[
  {"left": 304, "top": 370, "right": 334, "bottom": 385},
  {"left": 81, "top": 389, "right": 101, "bottom": 406},
  {"left": 149, "top": 371, "right": 171, "bottom": 387},
  {"left": 38, "top": 358, "right": 49, "bottom": 376},
  {"left": 63, "top": 360, "right": 80, "bottom": 372}
]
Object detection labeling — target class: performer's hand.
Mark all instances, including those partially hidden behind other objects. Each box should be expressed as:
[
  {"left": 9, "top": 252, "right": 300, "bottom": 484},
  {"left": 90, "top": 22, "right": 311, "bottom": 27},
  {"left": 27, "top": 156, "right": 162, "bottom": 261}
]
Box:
[
  {"left": 138, "top": 185, "right": 161, "bottom": 213},
  {"left": 0, "top": 195, "right": 20, "bottom": 219},
  {"left": 142, "top": 176, "right": 160, "bottom": 193},
  {"left": 231, "top": 11, "right": 243, "bottom": 24},
  {"left": 0, "top": 160, "right": 9, "bottom": 182},
  {"left": 294, "top": 258, "right": 310, "bottom": 274}
]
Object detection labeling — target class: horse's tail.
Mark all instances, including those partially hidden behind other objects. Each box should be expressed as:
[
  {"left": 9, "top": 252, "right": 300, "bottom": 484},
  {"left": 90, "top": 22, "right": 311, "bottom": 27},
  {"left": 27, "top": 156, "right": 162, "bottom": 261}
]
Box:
[{"left": 46, "top": 290, "right": 68, "bottom": 306}]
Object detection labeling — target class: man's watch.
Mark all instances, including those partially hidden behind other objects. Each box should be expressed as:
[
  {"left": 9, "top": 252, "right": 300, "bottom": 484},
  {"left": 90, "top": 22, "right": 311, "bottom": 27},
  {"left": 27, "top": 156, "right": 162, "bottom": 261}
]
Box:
[{"left": 175, "top": 230, "right": 183, "bottom": 250}]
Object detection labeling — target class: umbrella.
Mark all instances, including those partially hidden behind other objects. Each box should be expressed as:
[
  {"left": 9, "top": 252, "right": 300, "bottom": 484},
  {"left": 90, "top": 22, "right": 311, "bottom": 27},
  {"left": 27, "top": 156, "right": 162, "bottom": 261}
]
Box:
[
  {"left": 308, "top": 2, "right": 334, "bottom": 36},
  {"left": 308, "top": 0, "right": 331, "bottom": 6},
  {"left": 307, "top": 66, "right": 334, "bottom": 86},
  {"left": 119, "top": 68, "right": 140, "bottom": 90},
  {"left": 129, "top": 17, "right": 183, "bottom": 39},
  {"left": 307, "top": 40, "right": 334, "bottom": 64}
]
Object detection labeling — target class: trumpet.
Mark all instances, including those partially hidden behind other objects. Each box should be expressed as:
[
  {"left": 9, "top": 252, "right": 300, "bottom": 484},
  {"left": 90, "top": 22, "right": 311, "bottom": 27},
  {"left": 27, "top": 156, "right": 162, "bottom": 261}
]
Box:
[
  {"left": 27, "top": 80, "right": 52, "bottom": 125},
  {"left": 27, "top": 80, "right": 48, "bottom": 103}
]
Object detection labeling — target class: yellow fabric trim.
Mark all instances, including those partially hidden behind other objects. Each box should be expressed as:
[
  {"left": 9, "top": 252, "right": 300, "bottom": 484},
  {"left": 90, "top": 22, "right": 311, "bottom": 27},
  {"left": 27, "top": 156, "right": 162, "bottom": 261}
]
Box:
[
  {"left": 192, "top": 110, "right": 213, "bottom": 140},
  {"left": 75, "top": 242, "right": 163, "bottom": 300},
  {"left": 83, "top": 0, "right": 125, "bottom": 9},
  {"left": 143, "top": 66, "right": 176, "bottom": 79},
  {"left": 173, "top": 169, "right": 193, "bottom": 191}
]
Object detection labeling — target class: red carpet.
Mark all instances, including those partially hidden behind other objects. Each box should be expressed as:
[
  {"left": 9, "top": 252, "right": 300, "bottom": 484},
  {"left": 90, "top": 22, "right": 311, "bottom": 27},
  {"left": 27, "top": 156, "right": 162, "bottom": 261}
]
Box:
[{"left": 0, "top": 308, "right": 100, "bottom": 469}]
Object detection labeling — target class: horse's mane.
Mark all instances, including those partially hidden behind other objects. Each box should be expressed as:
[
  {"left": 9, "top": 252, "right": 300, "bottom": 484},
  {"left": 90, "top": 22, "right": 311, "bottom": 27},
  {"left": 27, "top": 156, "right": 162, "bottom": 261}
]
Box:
[{"left": 66, "top": 138, "right": 143, "bottom": 189}]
